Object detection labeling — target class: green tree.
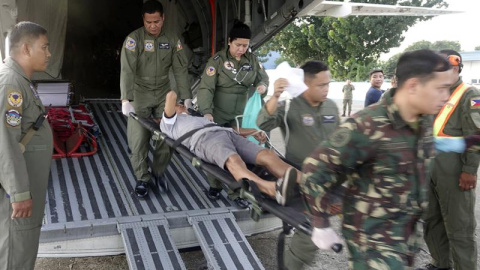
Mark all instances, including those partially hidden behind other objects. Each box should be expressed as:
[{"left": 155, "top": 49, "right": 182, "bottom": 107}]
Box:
[
  {"left": 475, "top": 45, "right": 480, "bottom": 51},
  {"left": 258, "top": 0, "right": 447, "bottom": 81},
  {"left": 431, "top": 40, "right": 461, "bottom": 51}
]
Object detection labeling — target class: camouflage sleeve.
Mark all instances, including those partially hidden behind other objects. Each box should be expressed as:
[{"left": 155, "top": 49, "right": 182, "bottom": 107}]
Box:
[
  {"left": 120, "top": 34, "right": 138, "bottom": 101},
  {"left": 172, "top": 38, "right": 192, "bottom": 99},
  {"left": 461, "top": 87, "right": 480, "bottom": 174},
  {"left": 197, "top": 57, "right": 220, "bottom": 115},
  {"left": 0, "top": 86, "right": 31, "bottom": 202},
  {"left": 252, "top": 56, "right": 269, "bottom": 98},
  {"left": 301, "top": 118, "right": 377, "bottom": 228},
  {"left": 256, "top": 101, "right": 285, "bottom": 132}
]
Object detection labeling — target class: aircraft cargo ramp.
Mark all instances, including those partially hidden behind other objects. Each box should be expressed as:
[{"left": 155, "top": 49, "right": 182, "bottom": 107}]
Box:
[{"left": 38, "top": 100, "right": 281, "bottom": 269}]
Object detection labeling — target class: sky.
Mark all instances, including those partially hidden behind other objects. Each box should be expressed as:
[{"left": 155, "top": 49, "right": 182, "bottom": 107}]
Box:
[{"left": 380, "top": 0, "right": 480, "bottom": 60}]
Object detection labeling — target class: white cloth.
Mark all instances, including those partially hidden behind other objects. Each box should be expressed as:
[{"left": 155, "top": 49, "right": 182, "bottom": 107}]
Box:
[
  {"left": 311, "top": 227, "right": 342, "bottom": 250},
  {"left": 266, "top": 61, "right": 308, "bottom": 98}
]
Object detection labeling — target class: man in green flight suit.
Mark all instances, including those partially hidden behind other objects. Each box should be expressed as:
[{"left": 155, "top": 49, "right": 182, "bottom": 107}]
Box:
[
  {"left": 120, "top": 0, "right": 191, "bottom": 198},
  {"left": 419, "top": 50, "right": 480, "bottom": 270},
  {"left": 196, "top": 21, "right": 268, "bottom": 208},
  {"left": 302, "top": 49, "right": 453, "bottom": 269},
  {"left": 0, "top": 22, "right": 53, "bottom": 270},
  {"left": 256, "top": 60, "right": 340, "bottom": 269},
  {"left": 342, "top": 79, "right": 355, "bottom": 117}
]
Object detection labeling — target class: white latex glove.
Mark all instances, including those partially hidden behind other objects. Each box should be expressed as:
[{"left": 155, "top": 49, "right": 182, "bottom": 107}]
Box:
[
  {"left": 183, "top": 98, "right": 193, "bottom": 110},
  {"left": 122, "top": 101, "right": 135, "bottom": 116},
  {"left": 204, "top": 113, "right": 214, "bottom": 122},
  {"left": 311, "top": 227, "right": 342, "bottom": 250}
]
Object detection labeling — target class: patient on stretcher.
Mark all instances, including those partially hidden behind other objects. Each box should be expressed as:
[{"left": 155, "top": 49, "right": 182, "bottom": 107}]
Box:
[{"left": 160, "top": 91, "right": 299, "bottom": 206}]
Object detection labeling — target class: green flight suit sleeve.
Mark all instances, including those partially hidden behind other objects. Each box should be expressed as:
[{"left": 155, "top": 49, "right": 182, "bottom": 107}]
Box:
[
  {"left": 197, "top": 57, "right": 220, "bottom": 115},
  {"left": 252, "top": 55, "right": 269, "bottom": 97},
  {"left": 256, "top": 101, "right": 286, "bottom": 132},
  {"left": 461, "top": 87, "right": 480, "bottom": 174},
  {"left": 0, "top": 86, "right": 31, "bottom": 202},
  {"left": 172, "top": 38, "right": 191, "bottom": 99},
  {"left": 301, "top": 119, "right": 377, "bottom": 228},
  {"left": 120, "top": 34, "right": 138, "bottom": 101}
]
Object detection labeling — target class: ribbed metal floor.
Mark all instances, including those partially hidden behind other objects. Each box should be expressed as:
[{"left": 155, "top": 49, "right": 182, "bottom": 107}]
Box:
[
  {"left": 190, "top": 213, "right": 264, "bottom": 270},
  {"left": 43, "top": 100, "right": 235, "bottom": 228},
  {"left": 119, "top": 219, "right": 186, "bottom": 270}
]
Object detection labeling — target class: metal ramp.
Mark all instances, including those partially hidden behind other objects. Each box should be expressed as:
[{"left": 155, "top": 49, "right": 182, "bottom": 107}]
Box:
[
  {"left": 189, "top": 213, "right": 264, "bottom": 270},
  {"left": 118, "top": 219, "right": 186, "bottom": 270}
]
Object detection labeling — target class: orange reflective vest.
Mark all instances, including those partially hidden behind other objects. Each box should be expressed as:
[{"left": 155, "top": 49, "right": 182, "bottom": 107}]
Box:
[{"left": 433, "top": 82, "right": 470, "bottom": 137}]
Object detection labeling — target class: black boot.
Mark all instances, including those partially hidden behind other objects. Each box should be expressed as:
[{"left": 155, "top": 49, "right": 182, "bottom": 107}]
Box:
[
  {"left": 415, "top": 264, "right": 452, "bottom": 270},
  {"left": 135, "top": 181, "right": 150, "bottom": 198}
]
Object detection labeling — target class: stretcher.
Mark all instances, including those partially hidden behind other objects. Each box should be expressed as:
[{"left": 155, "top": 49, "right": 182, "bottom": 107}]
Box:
[{"left": 129, "top": 112, "right": 343, "bottom": 267}]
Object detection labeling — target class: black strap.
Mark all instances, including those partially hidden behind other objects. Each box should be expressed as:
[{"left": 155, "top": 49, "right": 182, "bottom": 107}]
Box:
[{"left": 172, "top": 123, "right": 217, "bottom": 149}]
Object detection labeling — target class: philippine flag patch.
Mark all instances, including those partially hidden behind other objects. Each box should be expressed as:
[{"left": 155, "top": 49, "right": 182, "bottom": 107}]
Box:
[{"left": 471, "top": 98, "right": 480, "bottom": 108}]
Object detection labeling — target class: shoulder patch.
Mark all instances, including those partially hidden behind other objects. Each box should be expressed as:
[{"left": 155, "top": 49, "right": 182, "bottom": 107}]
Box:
[
  {"left": 205, "top": 66, "right": 216, "bottom": 76},
  {"left": 7, "top": 91, "right": 23, "bottom": 107},
  {"left": 224, "top": 61, "right": 234, "bottom": 71},
  {"left": 176, "top": 40, "right": 183, "bottom": 51},
  {"left": 213, "top": 55, "right": 220, "bottom": 60},
  {"left": 5, "top": 109, "right": 22, "bottom": 127},
  {"left": 470, "top": 97, "right": 480, "bottom": 109},
  {"left": 329, "top": 127, "right": 352, "bottom": 147},
  {"left": 125, "top": 37, "right": 136, "bottom": 51},
  {"left": 144, "top": 40, "right": 154, "bottom": 52}
]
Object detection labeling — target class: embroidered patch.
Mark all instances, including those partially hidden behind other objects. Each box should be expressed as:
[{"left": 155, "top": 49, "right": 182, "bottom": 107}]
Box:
[
  {"left": 213, "top": 55, "right": 220, "bottom": 60},
  {"left": 125, "top": 37, "right": 136, "bottom": 51},
  {"left": 329, "top": 127, "right": 352, "bottom": 148},
  {"left": 176, "top": 40, "right": 183, "bottom": 51},
  {"left": 206, "top": 66, "right": 216, "bottom": 76},
  {"left": 322, "top": 115, "right": 336, "bottom": 123},
  {"left": 471, "top": 97, "right": 480, "bottom": 109},
  {"left": 224, "top": 61, "right": 234, "bottom": 71},
  {"left": 144, "top": 40, "right": 154, "bottom": 52},
  {"left": 158, "top": 43, "right": 170, "bottom": 50},
  {"left": 7, "top": 91, "right": 23, "bottom": 107},
  {"left": 5, "top": 109, "right": 21, "bottom": 127},
  {"left": 302, "top": 114, "right": 315, "bottom": 126}
]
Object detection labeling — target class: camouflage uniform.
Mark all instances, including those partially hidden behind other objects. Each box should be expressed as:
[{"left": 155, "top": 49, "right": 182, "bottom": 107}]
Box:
[
  {"left": 257, "top": 95, "right": 339, "bottom": 269},
  {"left": 302, "top": 89, "right": 435, "bottom": 269},
  {"left": 197, "top": 48, "right": 268, "bottom": 199},
  {"left": 342, "top": 84, "right": 355, "bottom": 116},
  {"left": 120, "top": 27, "right": 190, "bottom": 182},
  {"left": 423, "top": 78, "right": 480, "bottom": 270}
]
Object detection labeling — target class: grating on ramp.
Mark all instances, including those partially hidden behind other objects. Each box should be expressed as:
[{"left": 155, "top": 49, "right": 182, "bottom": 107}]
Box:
[
  {"left": 189, "top": 213, "right": 264, "bottom": 270},
  {"left": 118, "top": 219, "right": 186, "bottom": 270}
]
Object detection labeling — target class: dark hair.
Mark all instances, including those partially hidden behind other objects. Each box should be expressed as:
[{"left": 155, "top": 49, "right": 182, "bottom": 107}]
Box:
[
  {"left": 228, "top": 20, "right": 251, "bottom": 41},
  {"left": 142, "top": 0, "right": 164, "bottom": 16},
  {"left": 369, "top": 69, "right": 383, "bottom": 78},
  {"left": 440, "top": 49, "right": 463, "bottom": 73},
  {"left": 395, "top": 49, "right": 450, "bottom": 88},
  {"left": 9, "top": 21, "right": 47, "bottom": 54},
  {"left": 300, "top": 60, "right": 329, "bottom": 80}
]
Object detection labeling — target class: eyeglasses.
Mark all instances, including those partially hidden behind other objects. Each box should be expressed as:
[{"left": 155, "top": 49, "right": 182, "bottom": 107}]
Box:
[{"left": 447, "top": 55, "right": 461, "bottom": 67}]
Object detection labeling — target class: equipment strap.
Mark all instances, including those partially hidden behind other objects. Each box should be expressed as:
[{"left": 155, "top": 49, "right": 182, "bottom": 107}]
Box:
[
  {"left": 171, "top": 123, "right": 217, "bottom": 149},
  {"left": 19, "top": 113, "right": 48, "bottom": 153},
  {"left": 434, "top": 83, "right": 469, "bottom": 137}
]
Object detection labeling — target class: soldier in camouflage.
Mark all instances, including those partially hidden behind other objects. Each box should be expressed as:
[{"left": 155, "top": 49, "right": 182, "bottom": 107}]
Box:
[{"left": 301, "top": 50, "right": 454, "bottom": 269}]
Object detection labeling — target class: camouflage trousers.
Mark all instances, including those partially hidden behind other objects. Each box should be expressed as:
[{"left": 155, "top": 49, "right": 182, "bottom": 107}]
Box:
[{"left": 344, "top": 227, "right": 421, "bottom": 270}]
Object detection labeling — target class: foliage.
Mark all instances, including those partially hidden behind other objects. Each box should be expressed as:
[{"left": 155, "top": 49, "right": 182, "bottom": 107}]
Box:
[
  {"left": 475, "top": 45, "right": 480, "bottom": 51},
  {"left": 257, "top": 0, "right": 447, "bottom": 81},
  {"left": 381, "top": 40, "right": 461, "bottom": 76}
]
